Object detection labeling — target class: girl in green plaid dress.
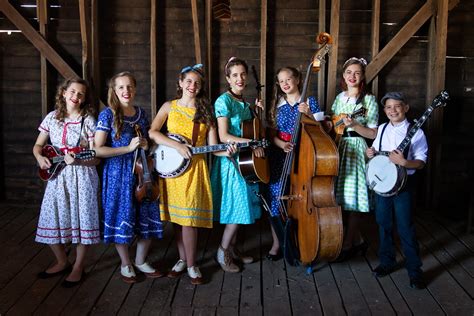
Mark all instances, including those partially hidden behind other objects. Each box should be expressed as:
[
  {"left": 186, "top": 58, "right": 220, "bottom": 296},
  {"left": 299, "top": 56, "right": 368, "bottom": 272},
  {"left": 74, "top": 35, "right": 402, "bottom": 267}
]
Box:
[{"left": 330, "top": 57, "right": 379, "bottom": 261}]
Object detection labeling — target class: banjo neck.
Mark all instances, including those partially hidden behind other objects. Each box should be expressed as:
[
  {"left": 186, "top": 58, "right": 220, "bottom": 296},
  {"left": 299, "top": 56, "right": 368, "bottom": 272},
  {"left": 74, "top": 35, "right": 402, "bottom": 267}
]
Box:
[
  {"left": 395, "top": 106, "right": 433, "bottom": 153},
  {"left": 190, "top": 140, "right": 265, "bottom": 155}
]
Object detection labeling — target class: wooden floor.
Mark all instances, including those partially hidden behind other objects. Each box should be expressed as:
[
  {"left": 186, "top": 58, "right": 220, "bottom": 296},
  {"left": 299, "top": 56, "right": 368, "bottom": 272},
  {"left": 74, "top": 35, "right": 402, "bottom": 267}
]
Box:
[{"left": 0, "top": 202, "right": 473, "bottom": 315}]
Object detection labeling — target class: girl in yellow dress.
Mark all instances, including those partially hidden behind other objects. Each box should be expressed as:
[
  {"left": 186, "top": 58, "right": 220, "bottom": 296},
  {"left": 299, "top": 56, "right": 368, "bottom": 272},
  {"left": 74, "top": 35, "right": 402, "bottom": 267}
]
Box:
[{"left": 149, "top": 64, "right": 233, "bottom": 285}]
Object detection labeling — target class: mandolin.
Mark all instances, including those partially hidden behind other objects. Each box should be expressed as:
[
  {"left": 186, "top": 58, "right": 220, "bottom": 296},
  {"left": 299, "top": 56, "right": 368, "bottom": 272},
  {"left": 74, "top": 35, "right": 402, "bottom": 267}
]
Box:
[
  {"left": 38, "top": 145, "right": 96, "bottom": 181},
  {"left": 331, "top": 107, "right": 367, "bottom": 144}
]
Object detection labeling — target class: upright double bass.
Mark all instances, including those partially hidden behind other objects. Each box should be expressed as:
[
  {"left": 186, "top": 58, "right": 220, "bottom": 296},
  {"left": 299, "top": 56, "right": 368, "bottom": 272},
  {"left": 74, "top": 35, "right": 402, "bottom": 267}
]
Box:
[{"left": 278, "top": 33, "right": 342, "bottom": 265}]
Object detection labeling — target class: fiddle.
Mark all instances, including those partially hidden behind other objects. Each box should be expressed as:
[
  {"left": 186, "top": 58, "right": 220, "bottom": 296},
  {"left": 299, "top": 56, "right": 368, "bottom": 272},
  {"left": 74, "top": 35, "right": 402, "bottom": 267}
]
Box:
[{"left": 133, "top": 125, "right": 160, "bottom": 202}]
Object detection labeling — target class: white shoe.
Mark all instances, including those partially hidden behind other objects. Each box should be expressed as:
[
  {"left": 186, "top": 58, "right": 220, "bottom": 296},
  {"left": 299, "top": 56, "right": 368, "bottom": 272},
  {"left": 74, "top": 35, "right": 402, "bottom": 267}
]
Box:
[
  {"left": 134, "top": 262, "right": 164, "bottom": 278},
  {"left": 120, "top": 265, "right": 137, "bottom": 283},
  {"left": 167, "top": 259, "right": 187, "bottom": 278},
  {"left": 187, "top": 266, "right": 203, "bottom": 285}
]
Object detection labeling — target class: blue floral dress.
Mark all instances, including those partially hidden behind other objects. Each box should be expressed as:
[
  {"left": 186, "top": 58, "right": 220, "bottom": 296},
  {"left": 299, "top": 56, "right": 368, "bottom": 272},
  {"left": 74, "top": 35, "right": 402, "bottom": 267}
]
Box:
[
  {"left": 211, "top": 92, "right": 261, "bottom": 224},
  {"left": 266, "top": 96, "right": 321, "bottom": 217},
  {"left": 97, "top": 106, "right": 163, "bottom": 244}
]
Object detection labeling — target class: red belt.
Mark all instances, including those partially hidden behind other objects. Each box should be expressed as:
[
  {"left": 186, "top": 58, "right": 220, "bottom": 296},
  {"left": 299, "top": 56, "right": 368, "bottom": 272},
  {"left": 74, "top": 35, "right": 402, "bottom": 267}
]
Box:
[{"left": 278, "top": 131, "right": 292, "bottom": 142}]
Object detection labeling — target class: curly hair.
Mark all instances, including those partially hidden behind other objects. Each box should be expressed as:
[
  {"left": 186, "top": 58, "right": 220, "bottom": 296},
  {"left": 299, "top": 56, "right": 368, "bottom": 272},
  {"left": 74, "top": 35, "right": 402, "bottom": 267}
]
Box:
[
  {"left": 54, "top": 78, "right": 92, "bottom": 122},
  {"left": 107, "top": 71, "right": 137, "bottom": 139},
  {"left": 268, "top": 67, "right": 302, "bottom": 128},
  {"left": 176, "top": 68, "right": 215, "bottom": 127},
  {"left": 339, "top": 58, "right": 368, "bottom": 104}
]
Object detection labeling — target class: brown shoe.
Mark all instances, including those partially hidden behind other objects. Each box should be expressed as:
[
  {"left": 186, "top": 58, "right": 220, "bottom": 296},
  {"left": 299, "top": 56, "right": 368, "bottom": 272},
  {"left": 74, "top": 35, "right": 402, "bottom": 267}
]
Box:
[
  {"left": 231, "top": 246, "right": 254, "bottom": 264},
  {"left": 216, "top": 246, "right": 240, "bottom": 273},
  {"left": 167, "top": 259, "right": 187, "bottom": 278},
  {"left": 188, "top": 266, "right": 204, "bottom": 285}
]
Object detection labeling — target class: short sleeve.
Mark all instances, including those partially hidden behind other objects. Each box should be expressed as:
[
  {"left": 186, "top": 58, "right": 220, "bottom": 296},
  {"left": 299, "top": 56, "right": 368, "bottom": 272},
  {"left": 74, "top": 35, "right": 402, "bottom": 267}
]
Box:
[
  {"left": 307, "top": 96, "right": 321, "bottom": 114},
  {"left": 214, "top": 94, "right": 231, "bottom": 118},
  {"left": 97, "top": 108, "right": 113, "bottom": 133},
  {"left": 84, "top": 115, "right": 97, "bottom": 142},
  {"left": 409, "top": 129, "right": 428, "bottom": 163},
  {"left": 364, "top": 95, "right": 379, "bottom": 128},
  {"left": 38, "top": 111, "right": 56, "bottom": 134}
]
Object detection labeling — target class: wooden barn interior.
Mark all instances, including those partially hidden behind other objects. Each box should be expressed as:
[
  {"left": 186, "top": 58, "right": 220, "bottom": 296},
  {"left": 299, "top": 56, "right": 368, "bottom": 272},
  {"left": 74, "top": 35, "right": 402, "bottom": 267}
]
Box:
[{"left": 0, "top": 0, "right": 473, "bottom": 314}]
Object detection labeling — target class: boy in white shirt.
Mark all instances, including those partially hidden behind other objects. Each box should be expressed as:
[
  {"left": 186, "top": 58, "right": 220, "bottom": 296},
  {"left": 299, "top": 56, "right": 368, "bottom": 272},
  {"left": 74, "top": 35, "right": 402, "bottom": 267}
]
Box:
[{"left": 366, "top": 92, "right": 427, "bottom": 289}]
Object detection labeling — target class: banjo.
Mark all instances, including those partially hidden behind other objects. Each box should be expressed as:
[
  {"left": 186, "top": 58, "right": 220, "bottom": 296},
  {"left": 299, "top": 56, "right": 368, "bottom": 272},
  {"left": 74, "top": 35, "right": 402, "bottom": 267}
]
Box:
[
  {"left": 366, "top": 91, "right": 449, "bottom": 197},
  {"left": 152, "top": 133, "right": 269, "bottom": 178}
]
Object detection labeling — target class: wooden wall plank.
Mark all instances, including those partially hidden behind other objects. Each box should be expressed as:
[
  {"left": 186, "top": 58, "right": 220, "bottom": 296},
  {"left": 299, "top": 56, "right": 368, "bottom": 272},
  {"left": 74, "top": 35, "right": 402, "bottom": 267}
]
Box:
[
  {"left": 151, "top": 0, "right": 157, "bottom": 117},
  {"left": 370, "top": 0, "right": 380, "bottom": 97},
  {"left": 318, "top": 0, "right": 327, "bottom": 108},
  {"left": 37, "top": 0, "right": 49, "bottom": 118},
  {"left": 191, "top": 0, "right": 202, "bottom": 64},
  {"left": 327, "top": 0, "right": 340, "bottom": 106}
]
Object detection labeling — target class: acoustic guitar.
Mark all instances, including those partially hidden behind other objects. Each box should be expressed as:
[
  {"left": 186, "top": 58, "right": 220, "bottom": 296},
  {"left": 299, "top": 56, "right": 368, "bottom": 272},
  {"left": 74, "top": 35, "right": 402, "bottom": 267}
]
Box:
[
  {"left": 152, "top": 134, "right": 269, "bottom": 178},
  {"left": 366, "top": 90, "right": 449, "bottom": 196},
  {"left": 38, "top": 145, "right": 96, "bottom": 181}
]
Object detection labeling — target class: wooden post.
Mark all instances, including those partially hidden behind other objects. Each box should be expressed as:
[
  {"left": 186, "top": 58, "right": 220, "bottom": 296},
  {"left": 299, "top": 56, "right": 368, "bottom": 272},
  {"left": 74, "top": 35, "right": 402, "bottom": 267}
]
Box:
[
  {"left": 370, "top": 0, "right": 380, "bottom": 97},
  {"left": 150, "top": 0, "right": 157, "bottom": 117},
  {"left": 425, "top": 0, "right": 449, "bottom": 210},
  {"left": 191, "top": 0, "right": 202, "bottom": 64},
  {"left": 79, "top": 0, "right": 91, "bottom": 81},
  {"left": 317, "top": 0, "right": 327, "bottom": 109},
  {"left": 91, "top": 0, "right": 101, "bottom": 109},
  {"left": 37, "top": 0, "right": 49, "bottom": 117},
  {"left": 205, "top": 0, "right": 212, "bottom": 98},
  {"left": 327, "top": 0, "right": 340, "bottom": 106},
  {"left": 260, "top": 0, "right": 267, "bottom": 106}
]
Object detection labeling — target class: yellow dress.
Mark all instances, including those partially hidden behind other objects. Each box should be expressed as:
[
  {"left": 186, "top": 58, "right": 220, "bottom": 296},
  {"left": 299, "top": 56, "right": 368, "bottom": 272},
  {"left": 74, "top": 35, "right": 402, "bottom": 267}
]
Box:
[{"left": 159, "top": 100, "right": 213, "bottom": 228}]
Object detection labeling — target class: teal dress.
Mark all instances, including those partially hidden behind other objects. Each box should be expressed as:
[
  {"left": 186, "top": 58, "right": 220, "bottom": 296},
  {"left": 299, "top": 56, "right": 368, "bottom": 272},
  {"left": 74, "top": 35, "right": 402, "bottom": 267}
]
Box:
[
  {"left": 331, "top": 92, "right": 379, "bottom": 212},
  {"left": 211, "top": 92, "right": 262, "bottom": 224}
]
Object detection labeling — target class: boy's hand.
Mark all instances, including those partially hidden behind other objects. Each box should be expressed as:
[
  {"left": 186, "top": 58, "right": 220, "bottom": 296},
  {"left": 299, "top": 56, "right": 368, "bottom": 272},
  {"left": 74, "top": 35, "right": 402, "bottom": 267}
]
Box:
[
  {"left": 366, "top": 147, "right": 376, "bottom": 158},
  {"left": 389, "top": 149, "right": 407, "bottom": 167}
]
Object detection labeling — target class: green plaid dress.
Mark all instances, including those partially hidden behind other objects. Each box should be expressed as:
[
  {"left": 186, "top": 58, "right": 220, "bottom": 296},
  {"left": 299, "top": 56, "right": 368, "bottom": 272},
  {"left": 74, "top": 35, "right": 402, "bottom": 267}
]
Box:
[{"left": 331, "top": 92, "right": 379, "bottom": 212}]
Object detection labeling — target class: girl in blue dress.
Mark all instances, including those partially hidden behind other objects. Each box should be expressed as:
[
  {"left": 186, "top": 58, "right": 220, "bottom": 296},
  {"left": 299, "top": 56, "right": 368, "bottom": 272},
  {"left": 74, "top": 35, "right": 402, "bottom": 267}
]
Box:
[
  {"left": 265, "top": 66, "right": 324, "bottom": 260},
  {"left": 94, "top": 72, "right": 163, "bottom": 283},
  {"left": 211, "top": 57, "right": 264, "bottom": 273}
]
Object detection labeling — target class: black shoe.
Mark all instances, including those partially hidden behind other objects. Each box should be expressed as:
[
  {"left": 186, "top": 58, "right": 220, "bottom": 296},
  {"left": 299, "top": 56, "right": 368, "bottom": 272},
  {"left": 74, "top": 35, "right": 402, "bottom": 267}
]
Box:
[
  {"left": 354, "top": 241, "right": 369, "bottom": 256},
  {"left": 332, "top": 248, "right": 354, "bottom": 263},
  {"left": 266, "top": 252, "right": 282, "bottom": 261},
  {"left": 409, "top": 277, "right": 426, "bottom": 289},
  {"left": 38, "top": 265, "right": 72, "bottom": 279},
  {"left": 373, "top": 265, "right": 396, "bottom": 277},
  {"left": 62, "top": 271, "right": 86, "bottom": 288}
]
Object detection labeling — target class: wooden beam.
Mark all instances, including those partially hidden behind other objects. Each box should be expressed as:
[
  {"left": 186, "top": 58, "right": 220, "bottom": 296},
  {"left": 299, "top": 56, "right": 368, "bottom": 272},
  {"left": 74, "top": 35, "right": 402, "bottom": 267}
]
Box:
[
  {"left": 205, "top": 0, "right": 212, "bottom": 98},
  {"left": 191, "top": 0, "right": 202, "bottom": 64},
  {"left": 370, "top": 0, "right": 380, "bottom": 97},
  {"left": 327, "top": 0, "right": 340, "bottom": 107},
  {"left": 150, "top": 0, "right": 157, "bottom": 118},
  {"left": 91, "top": 0, "right": 101, "bottom": 109},
  {"left": 0, "top": 0, "right": 79, "bottom": 79},
  {"left": 366, "top": 0, "right": 434, "bottom": 82},
  {"left": 426, "top": 0, "right": 449, "bottom": 210},
  {"left": 260, "top": 0, "right": 267, "bottom": 107},
  {"left": 317, "top": 0, "right": 327, "bottom": 109},
  {"left": 79, "top": 0, "right": 91, "bottom": 80},
  {"left": 37, "top": 0, "right": 49, "bottom": 117}
]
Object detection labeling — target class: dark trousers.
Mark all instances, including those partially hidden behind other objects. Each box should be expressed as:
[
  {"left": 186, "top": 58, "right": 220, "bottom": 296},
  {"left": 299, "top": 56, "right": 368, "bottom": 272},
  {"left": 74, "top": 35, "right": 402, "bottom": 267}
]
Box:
[{"left": 374, "top": 177, "right": 422, "bottom": 278}]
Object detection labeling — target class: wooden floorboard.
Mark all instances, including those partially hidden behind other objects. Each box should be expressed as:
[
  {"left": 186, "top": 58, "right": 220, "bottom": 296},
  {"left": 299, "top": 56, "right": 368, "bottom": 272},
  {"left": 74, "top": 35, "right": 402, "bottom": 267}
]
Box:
[{"left": 0, "top": 202, "right": 473, "bottom": 315}]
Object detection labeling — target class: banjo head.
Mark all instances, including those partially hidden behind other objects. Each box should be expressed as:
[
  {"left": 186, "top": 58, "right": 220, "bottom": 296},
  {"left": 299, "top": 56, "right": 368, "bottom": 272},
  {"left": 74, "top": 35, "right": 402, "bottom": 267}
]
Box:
[
  {"left": 366, "top": 155, "right": 399, "bottom": 195},
  {"left": 152, "top": 134, "right": 191, "bottom": 178}
]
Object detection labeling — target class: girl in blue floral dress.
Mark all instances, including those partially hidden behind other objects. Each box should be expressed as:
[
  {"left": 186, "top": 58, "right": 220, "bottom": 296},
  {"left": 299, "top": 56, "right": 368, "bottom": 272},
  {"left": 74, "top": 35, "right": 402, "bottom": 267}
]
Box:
[
  {"left": 265, "top": 66, "right": 324, "bottom": 260},
  {"left": 211, "top": 57, "right": 264, "bottom": 273},
  {"left": 95, "top": 72, "right": 163, "bottom": 283}
]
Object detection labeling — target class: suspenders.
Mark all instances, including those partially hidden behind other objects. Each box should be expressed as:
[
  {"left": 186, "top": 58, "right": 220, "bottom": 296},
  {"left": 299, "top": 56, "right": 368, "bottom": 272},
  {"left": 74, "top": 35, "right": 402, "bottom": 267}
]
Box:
[{"left": 378, "top": 122, "right": 413, "bottom": 158}]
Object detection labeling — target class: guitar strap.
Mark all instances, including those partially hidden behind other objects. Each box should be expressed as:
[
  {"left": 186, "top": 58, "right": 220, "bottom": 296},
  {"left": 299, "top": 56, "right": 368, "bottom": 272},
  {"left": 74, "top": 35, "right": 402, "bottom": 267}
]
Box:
[
  {"left": 76, "top": 116, "right": 85, "bottom": 147},
  {"left": 379, "top": 121, "right": 413, "bottom": 158},
  {"left": 191, "top": 121, "right": 200, "bottom": 146}
]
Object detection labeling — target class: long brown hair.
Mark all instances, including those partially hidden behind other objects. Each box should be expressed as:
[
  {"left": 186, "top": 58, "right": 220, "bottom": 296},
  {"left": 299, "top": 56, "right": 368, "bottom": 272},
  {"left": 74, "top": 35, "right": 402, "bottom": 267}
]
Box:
[
  {"left": 107, "top": 71, "right": 137, "bottom": 139},
  {"left": 54, "top": 78, "right": 92, "bottom": 122},
  {"left": 224, "top": 57, "right": 248, "bottom": 77},
  {"left": 176, "top": 68, "right": 215, "bottom": 127},
  {"left": 268, "top": 67, "right": 302, "bottom": 128},
  {"left": 340, "top": 57, "right": 368, "bottom": 104}
]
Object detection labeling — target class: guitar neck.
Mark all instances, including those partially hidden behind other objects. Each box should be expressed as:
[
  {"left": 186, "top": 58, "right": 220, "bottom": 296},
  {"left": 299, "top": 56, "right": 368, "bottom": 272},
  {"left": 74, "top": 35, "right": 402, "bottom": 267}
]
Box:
[
  {"left": 191, "top": 142, "right": 252, "bottom": 155},
  {"left": 396, "top": 106, "right": 433, "bottom": 152}
]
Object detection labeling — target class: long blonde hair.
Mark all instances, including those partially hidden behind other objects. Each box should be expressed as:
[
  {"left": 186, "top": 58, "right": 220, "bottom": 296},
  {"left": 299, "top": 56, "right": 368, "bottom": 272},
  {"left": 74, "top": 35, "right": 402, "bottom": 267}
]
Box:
[{"left": 107, "top": 71, "right": 137, "bottom": 139}]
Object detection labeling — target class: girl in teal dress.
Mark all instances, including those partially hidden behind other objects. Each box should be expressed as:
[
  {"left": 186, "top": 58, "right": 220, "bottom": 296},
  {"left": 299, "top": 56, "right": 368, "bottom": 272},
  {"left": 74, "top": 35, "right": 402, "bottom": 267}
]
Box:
[{"left": 211, "top": 57, "right": 264, "bottom": 273}]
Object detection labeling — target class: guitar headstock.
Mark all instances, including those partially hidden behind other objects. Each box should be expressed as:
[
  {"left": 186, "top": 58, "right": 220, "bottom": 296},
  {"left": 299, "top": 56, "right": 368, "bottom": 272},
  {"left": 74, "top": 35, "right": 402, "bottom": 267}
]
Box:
[{"left": 432, "top": 90, "right": 450, "bottom": 109}]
